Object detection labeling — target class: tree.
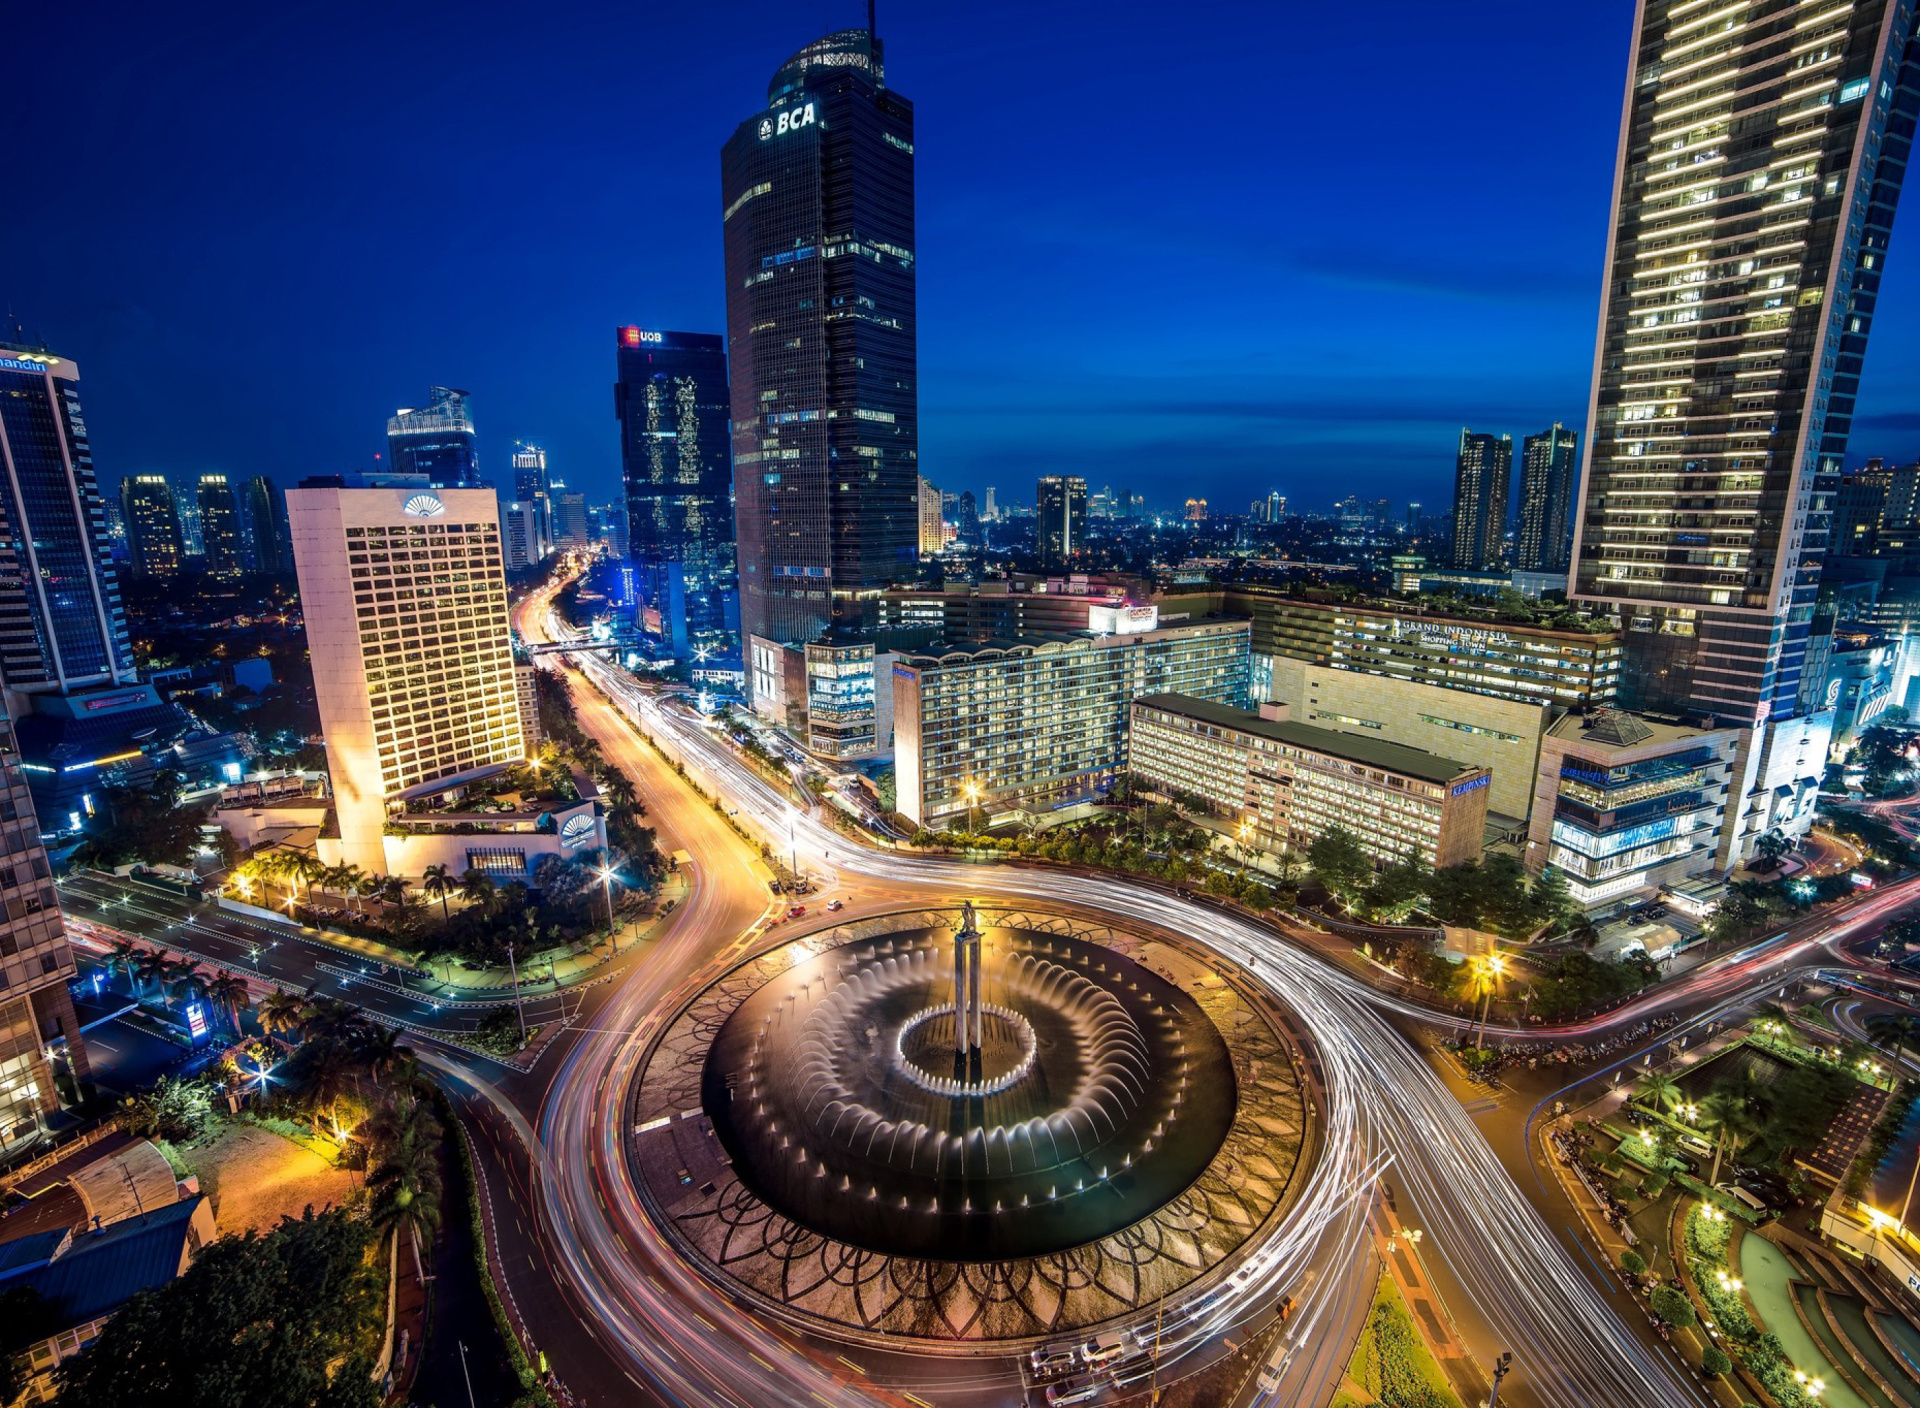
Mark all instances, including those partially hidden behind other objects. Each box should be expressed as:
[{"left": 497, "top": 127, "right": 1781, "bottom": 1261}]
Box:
[
  {"left": 207, "top": 972, "right": 252, "bottom": 1036},
  {"left": 1701, "top": 1347, "right": 1732, "bottom": 1378},
  {"left": 1638, "top": 1070, "right": 1680, "bottom": 1116},
  {"left": 1866, "top": 1011, "right": 1920, "bottom": 1072},
  {"left": 421, "top": 863, "right": 454, "bottom": 921},
  {"left": 1649, "top": 1285, "right": 1696, "bottom": 1328},
  {"left": 1752, "top": 830, "right": 1790, "bottom": 872},
  {"left": 55, "top": 1208, "right": 382, "bottom": 1408},
  {"left": 106, "top": 938, "right": 142, "bottom": 991},
  {"left": 365, "top": 1094, "right": 443, "bottom": 1283},
  {"left": 133, "top": 948, "right": 172, "bottom": 1003},
  {"left": 458, "top": 868, "right": 497, "bottom": 914},
  {"left": 1619, "top": 1250, "right": 1647, "bottom": 1277},
  {"left": 1308, "top": 826, "right": 1372, "bottom": 904},
  {"left": 1529, "top": 866, "right": 1577, "bottom": 934},
  {"left": 257, "top": 988, "right": 306, "bottom": 1040},
  {"left": 1702, "top": 1084, "right": 1755, "bottom": 1185}
]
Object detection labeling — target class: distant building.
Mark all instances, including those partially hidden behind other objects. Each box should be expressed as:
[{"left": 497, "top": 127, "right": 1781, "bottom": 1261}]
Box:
[
  {"left": 724, "top": 27, "right": 917, "bottom": 648},
  {"left": 1184, "top": 498, "right": 1208, "bottom": 523},
  {"left": 502, "top": 501, "right": 545, "bottom": 572},
  {"left": 510, "top": 442, "right": 550, "bottom": 556},
  {"left": 555, "top": 492, "right": 589, "bottom": 548},
  {"left": 982, "top": 486, "right": 998, "bottom": 522},
  {"left": 1515, "top": 424, "right": 1577, "bottom": 574},
  {"left": 1035, "top": 475, "right": 1087, "bottom": 569},
  {"left": 121, "top": 475, "right": 184, "bottom": 580},
  {"left": 1832, "top": 461, "right": 1892, "bottom": 558},
  {"left": 241, "top": 476, "right": 292, "bottom": 573},
  {"left": 615, "top": 327, "right": 735, "bottom": 658},
  {"left": 891, "top": 612, "right": 1249, "bottom": 826},
  {"left": 1450, "top": 429, "right": 1512, "bottom": 571},
  {"left": 918, "top": 477, "right": 944, "bottom": 556},
  {"left": 196, "top": 475, "right": 244, "bottom": 579},
  {"left": 387, "top": 387, "right": 481, "bottom": 488},
  {"left": 1129, "top": 695, "right": 1490, "bottom": 871}
]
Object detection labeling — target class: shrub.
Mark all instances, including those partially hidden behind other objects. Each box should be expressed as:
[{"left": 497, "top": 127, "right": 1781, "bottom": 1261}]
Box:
[
  {"left": 1650, "top": 1285, "right": 1697, "bottom": 1328},
  {"left": 1619, "top": 1250, "right": 1646, "bottom": 1277},
  {"left": 1702, "top": 1347, "right": 1732, "bottom": 1377}
]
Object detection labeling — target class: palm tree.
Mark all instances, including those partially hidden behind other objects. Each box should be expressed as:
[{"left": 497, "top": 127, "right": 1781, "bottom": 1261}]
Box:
[
  {"left": 422, "top": 864, "right": 454, "bottom": 921},
  {"left": 339, "top": 864, "right": 368, "bottom": 915},
  {"left": 1701, "top": 1085, "right": 1754, "bottom": 1185},
  {"left": 1866, "top": 1011, "right": 1920, "bottom": 1073},
  {"left": 207, "top": 972, "right": 252, "bottom": 1036},
  {"left": 166, "top": 960, "right": 210, "bottom": 1012},
  {"left": 367, "top": 1106, "right": 443, "bottom": 1283},
  {"left": 1638, "top": 1070, "right": 1681, "bottom": 1115},
  {"left": 106, "top": 938, "right": 141, "bottom": 992},
  {"left": 133, "top": 948, "right": 172, "bottom": 1003},
  {"left": 354, "top": 1025, "right": 417, "bottom": 1090},
  {"left": 381, "top": 875, "right": 412, "bottom": 910},
  {"left": 302, "top": 996, "right": 370, "bottom": 1048},
  {"left": 258, "top": 988, "right": 307, "bottom": 1039},
  {"left": 458, "top": 869, "right": 497, "bottom": 915}
]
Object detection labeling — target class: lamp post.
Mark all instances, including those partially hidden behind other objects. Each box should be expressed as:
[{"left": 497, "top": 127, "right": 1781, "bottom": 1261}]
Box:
[
  {"left": 1487, "top": 1351, "right": 1514, "bottom": 1408},
  {"left": 1474, "top": 953, "right": 1506, "bottom": 1051},
  {"left": 505, "top": 941, "right": 527, "bottom": 1047},
  {"left": 597, "top": 865, "right": 619, "bottom": 954},
  {"left": 963, "top": 780, "right": 982, "bottom": 834}
]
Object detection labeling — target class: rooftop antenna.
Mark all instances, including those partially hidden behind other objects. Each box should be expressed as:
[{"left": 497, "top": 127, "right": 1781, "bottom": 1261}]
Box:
[{"left": 867, "top": 0, "right": 876, "bottom": 35}]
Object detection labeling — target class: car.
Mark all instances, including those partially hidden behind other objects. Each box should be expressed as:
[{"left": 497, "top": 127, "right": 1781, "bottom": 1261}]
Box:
[
  {"left": 1078, "top": 1337, "right": 1129, "bottom": 1369},
  {"left": 1029, "top": 1346, "right": 1077, "bottom": 1376},
  {"left": 826, "top": 899, "right": 843, "bottom": 912},
  {"left": 787, "top": 904, "right": 806, "bottom": 918},
  {"left": 1045, "top": 1380, "right": 1102, "bottom": 1406},
  {"left": 767, "top": 880, "right": 782, "bottom": 895}
]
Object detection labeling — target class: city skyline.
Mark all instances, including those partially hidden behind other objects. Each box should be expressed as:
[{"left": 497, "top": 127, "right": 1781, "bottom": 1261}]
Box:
[{"left": 28, "top": 2, "right": 1920, "bottom": 516}]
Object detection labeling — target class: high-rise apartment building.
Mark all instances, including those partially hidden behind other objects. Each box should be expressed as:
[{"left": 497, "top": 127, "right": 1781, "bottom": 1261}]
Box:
[
  {"left": 0, "top": 348, "right": 136, "bottom": 703},
  {"left": 1571, "top": 0, "right": 1920, "bottom": 727},
  {"left": 240, "top": 475, "right": 293, "bottom": 574},
  {"left": 1035, "top": 475, "right": 1088, "bottom": 568},
  {"left": 983, "top": 486, "right": 998, "bottom": 522},
  {"left": 196, "top": 475, "right": 244, "bottom": 579},
  {"left": 615, "top": 327, "right": 736, "bottom": 658},
  {"left": 387, "top": 387, "right": 481, "bottom": 488},
  {"left": 1515, "top": 424, "right": 1578, "bottom": 574},
  {"left": 502, "top": 501, "right": 544, "bottom": 572},
  {"left": 1449, "top": 430, "right": 1512, "bottom": 570},
  {"left": 1569, "top": 0, "right": 1920, "bottom": 870},
  {"left": 917, "top": 476, "right": 944, "bottom": 556},
  {"left": 1831, "top": 461, "right": 1893, "bottom": 557},
  {"left": 0, "top": 700, "right": 89, "bottom": 1152},
  {"left": 121, "top": 475, "right": 184, "bottom": 580},
  {"left": 723, "top": 28, "right": 918, "bottom": 649},
  {"left": 286, "top": 483, "right": 525, "bottom": 873}
]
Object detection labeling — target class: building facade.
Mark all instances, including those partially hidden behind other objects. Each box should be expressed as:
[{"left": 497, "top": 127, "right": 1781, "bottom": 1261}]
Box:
[
  {"left": 386, "top": 387, "right": 481, "bottom": 488},
  {"left": 723, "top": 28, "right": 918, "bottom": 649},
  {"left": 1128, "top": 694, "right": 1490, "bottom": 871},
  {"left": 891, "top": 615, "right": 1249, "bottom": 826},
  {"left": 241, "top": 476, "right": 292, "bottom": 573},
  {"left": 120, "top": 475, "right": 183, "bottom": 580},
  {"left": 1526, "top": 710, "right": 1740, "bottom": 909},
  {"left": 286, "top": 483, "right": 526, "bottom": 873},
  {"left": 1516, "top": 423, "right": 1578, "bottom": 574},
  {"left": 1450, "top": 430, "right": 1512, "bottom": 571},
  {"left": 0, "top": 348, "right": 136, "bottom": 705},
  {"left": 195, "top": 475, "right": 243, "bottom": 579},
  {"left": 502, "top": 501, "right": 544, "bottom": 572},
  {"left": 917, "top": 476, "right": 944, "bottom": 556},
  {"left": 615, "top": 327, "right": 736, "bottom": 659},
  {"left": 1036, "top": 475, "right": 1088, "bottom": 569}
]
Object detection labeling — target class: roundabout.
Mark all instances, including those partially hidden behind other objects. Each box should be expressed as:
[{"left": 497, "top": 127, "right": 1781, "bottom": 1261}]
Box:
[{"left": 624, "top": 903, "right": 1316, "bottom": 1343}]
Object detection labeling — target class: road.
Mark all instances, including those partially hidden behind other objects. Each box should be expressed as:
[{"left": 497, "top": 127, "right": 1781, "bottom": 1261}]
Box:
[{"left": 494, "top": 579, "right": 1738, "bottom": 1408}]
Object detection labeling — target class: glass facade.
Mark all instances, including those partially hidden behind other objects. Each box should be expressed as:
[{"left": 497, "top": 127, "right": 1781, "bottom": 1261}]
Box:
[
  {"left": 121, "top": 475, "right": 183, "bottom": 580},
  {"left": 387, "top": 387, "right": 481, "bottom": 488},
  {"left": 1036, "top": 475, "right": 1088, "bottom": 569},
  {"left": 1572, "top": 0, "right": 1920, "bottom": 725},
  {"left": 0, "top": 351, "right": 134, "bottom": 697},
  {"left": 1450, "top": 430, "right": 1512, "bottom": 570},
  {"left": 723, "top": 28, "right": 918, "bottom": 648},
  {"left": 616, "top": 328, "right": 736, "bottom": 657}
]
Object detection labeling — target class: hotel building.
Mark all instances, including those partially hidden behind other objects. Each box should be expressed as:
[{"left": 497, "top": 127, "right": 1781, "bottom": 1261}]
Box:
[
  {"left": 891, "top": 614, "right": 1248, "bottom": 827},
  {"left": 1128, "top": 695, "right": 1490, "bottom": 871},
  {"left": 286, "top": 482, "right": 586, "bottom": 876}
]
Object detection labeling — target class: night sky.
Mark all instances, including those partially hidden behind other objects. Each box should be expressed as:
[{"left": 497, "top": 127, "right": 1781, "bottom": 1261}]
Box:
[{"left": 11, "top": 0, "right": 1920, "bottom": 516}]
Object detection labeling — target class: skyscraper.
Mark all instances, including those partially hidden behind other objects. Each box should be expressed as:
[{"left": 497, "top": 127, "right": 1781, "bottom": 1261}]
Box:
[
  {"left": 502, "top": 501, "right": 544, "bottom": 572},
  {"left": 0, "top": 347, "right": 135, "bottom": 700},
  {"left": 1559, "top": 0, "right": 1920, "bottom": 874},
  {"left": 555, "top": 492, "right": 589, "bottom": 548},
  {"left": 510, "top": 442, "right": 551, "bottom": 558},
  {"left": 286, "top": 482, "right": 524, "bottom": 873},
  {"left": 615, "top": 328, "right": 736, "bottom": 658},
  {"left": 983, "top": 486, "right": 998, "bottom": 523},
  {"left": 121, "top": 475, "right": 184, "bottom": 580},
  {"left": 241, "top": 475, "right": 293, "bottom": 573},
  {"left": 1571, "top": 0, "right": 1920, "bottom": 728},
  {"left": 1831, "top": 461, "right": 1893, "bottom": 558},
  {"left": 196, "top": 475, "right": 244, "bottom": 579},
  {"left": 1449, "top": 430, "right": 1512, "bottom": 571},
  {"left": 387, "top": 387, "right": 481, "bottom": 488},
  {"left": 1036, "top": 475, "right": 1088, "bottom": 568},
  {"left": 1515, "top": 423, "right": 1579, "bottom": 574},
  {"left": 723, "top": 27, "right": 917, "bottom": 649},
  {"left": 917, "top": 476, "right": 944, "bottom": 556}
]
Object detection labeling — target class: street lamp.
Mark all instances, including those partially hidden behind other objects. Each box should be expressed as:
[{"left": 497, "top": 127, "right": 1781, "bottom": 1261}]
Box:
[
  {"left": 962, "top": 779, "right": 983, "bottom": 834},
  {"left": 1474, "top": 952, "right": 1506, "bottom": 1052},
  {"left": 597, "top": 865, "right": 620, "bottom": 954}
]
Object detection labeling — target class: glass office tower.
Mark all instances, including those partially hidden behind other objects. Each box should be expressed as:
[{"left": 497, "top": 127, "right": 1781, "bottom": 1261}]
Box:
[
  {"left": 1036, "top": 475, "right": 1088, "bottom": 569},
  {"left": 387, "top": 387, "right": 482, "bottom": 488},
  {"left": 1449, "top": 430, "right": 1512, "bottom": 571},
  {"left": 1516, "top": 423, "right": 1579, "bottom": 574},
  {"left": 1572, "top": 0, "right": 1920, "bottom": 726},
  {"left": 722, "top": 28, "right": 918, "bottom": 650},
  {"left": 615, "top": 328, "right": 736, "bottom": 658},
  {"left": 0, "top": 346, "right": 135, "bottom": 698}
]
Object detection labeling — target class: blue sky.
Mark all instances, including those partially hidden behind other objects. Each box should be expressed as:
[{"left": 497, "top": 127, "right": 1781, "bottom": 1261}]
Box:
[{"left": 10, "top": 0, "right": 1920, "bottom": 515}]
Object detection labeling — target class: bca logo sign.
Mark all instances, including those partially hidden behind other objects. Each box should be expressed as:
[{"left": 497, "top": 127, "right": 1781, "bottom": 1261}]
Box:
[
  {"left": 402, "top": 494, "right": 445, "bottom": 519},
  {"left": 761, "top": 102, "right": 817, "bottom": 140}
]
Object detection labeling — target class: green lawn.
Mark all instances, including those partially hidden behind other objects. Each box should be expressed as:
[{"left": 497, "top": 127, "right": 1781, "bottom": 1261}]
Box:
[{"left": 1330, "top": 1271, "right": 1464, "bottom": 1408}]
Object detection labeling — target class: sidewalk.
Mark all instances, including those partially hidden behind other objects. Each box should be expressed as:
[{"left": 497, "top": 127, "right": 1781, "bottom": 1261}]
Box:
[{"left": 1374, "top": 1199, "right": 1488, "bottom": 1406}]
